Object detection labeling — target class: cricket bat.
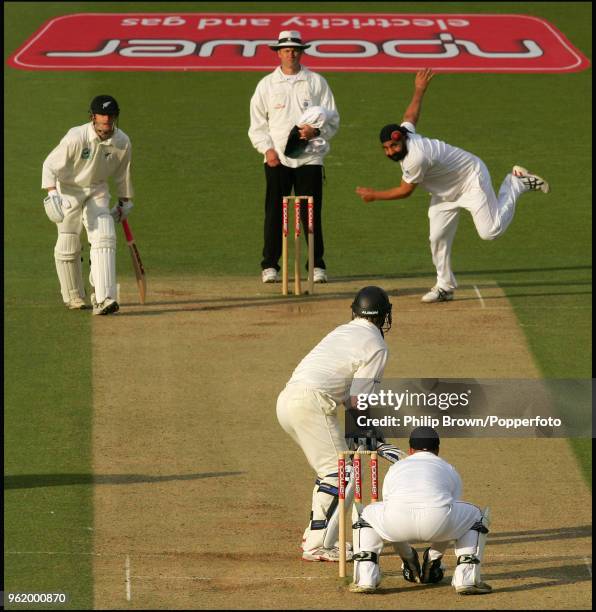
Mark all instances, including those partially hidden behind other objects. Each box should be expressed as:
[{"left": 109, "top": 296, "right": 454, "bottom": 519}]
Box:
[{"left": 122, "top": 219, "right": 146, "bottom": 304}]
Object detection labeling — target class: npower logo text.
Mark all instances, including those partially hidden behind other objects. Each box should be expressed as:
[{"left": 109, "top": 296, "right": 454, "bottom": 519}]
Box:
[{"left": 8, "top": 13, "right": 590, "bottom": 72}]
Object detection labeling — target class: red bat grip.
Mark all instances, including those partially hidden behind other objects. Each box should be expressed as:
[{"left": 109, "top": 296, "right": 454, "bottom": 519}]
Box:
[{"left": 122, "top": 219, "right": 134, "bottom": 243}]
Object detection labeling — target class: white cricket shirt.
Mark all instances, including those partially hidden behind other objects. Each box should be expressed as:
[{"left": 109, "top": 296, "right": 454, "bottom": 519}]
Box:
[
  {"left": 248, "top": 66, "right": 339, "bottom": 168},
  {"left": 42, "top": 122, "right": 134, "bottom": 198},
  {"left": 382, "top": 451, "right": 462, "bottom": 507},
  {"left": 400, "top": 121, "right": 483, "bottom": 201},
  {"left": 287, "top": 318, "right": 388, "bottom": 404}
]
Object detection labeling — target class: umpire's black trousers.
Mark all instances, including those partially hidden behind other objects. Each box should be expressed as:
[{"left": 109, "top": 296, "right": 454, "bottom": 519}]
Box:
[{"left": 261, "top": 163, "right": 326, "bottom": 271}]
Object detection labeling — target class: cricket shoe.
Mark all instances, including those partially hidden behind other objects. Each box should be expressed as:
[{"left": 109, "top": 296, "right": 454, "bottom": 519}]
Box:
[
  {"left": 400, "top": 548, "right": 422, "bottom": 583},
  {"left": 313, "top": 268, "right": 328, "bottom": 283},
  {"left": 302, "top": 546, "right": 353, "bottom": 562},
  {"left": 421, "top": 548, "right": 445, "bottom": 584},
  {"left": 512, "top": 166, "right": 550, "bottom": 193},
  {"left": 301, "top": 539, "right": 351, "bottom": 554},
  {"left": 348, "top": 573, "right": 382, "bottom": 594},
  {"left": 66, "top": 297, "right": 88, "bottom": 310},
  {"left": 421, "top": 286, "right": 454, "bottom": 303},
  {"left": 261, "top": 268, "right": 279, "bottom": 283},
  {"left": 91, "top": 293, "right": 119, "bottom": 316},
  {"left": 455, "top": 581, "right": 493, "bottom": 595},
  {"left": 348, "top": 583, "right": 377, "bottom": 594}
]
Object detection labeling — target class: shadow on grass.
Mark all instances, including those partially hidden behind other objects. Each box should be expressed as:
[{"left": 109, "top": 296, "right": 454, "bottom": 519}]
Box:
[
  {"left": 115, "top": 282, "right": 591, "bottom": 317},
  {"left": 4, "top": 471, "right": 245, "bottom": 489},
  {"left": 377, "top": 560, "right": 591, "bottom": 595},
  {"left": 489, "top": 525, "right": 592, "bottom": 545}
]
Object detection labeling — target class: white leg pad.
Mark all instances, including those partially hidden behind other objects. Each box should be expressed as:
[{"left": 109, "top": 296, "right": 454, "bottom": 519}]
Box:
[
  {"left": 452, "top": 506, "right": 491, "bottom": 588},
  {"left": 322, "top": 467, "right": 355, "bottom": 549},
  {"left": 54, "top": 233, "right": 85, "bottom": 303},
  {"left": 302, "top": 468, "right": 355, "bottom": 551},
  {"left": 352, "top": 517, "right": 383, "bottom": 588},
  {"left": 89, "top": 214, "right": 117, "bottom": 303}
]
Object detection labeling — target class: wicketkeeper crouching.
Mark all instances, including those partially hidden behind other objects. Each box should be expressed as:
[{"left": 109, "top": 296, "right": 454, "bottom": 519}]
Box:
[
  {"left": 41, "top": 94, "right": 134, "bottom": 315},
  {"left": 350, "top": 426, "right": 492, "bottom": 596}
]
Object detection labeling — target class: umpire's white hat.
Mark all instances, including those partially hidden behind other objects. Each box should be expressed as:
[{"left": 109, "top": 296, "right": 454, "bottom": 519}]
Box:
[{"left": 269, "top": 30, "right": 310, "bottom": 50}]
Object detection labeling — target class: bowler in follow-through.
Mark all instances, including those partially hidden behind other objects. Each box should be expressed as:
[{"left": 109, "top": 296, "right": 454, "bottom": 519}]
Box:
[{"left": 356, "top": 69, "right": 550, "bottom": 303}]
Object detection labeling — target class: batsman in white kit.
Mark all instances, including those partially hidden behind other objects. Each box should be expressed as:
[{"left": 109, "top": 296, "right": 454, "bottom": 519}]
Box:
[
  {"left": 356, "top": 69, "right": 550, "bottom": 303},
  {"left": 42, "top": 95, "right": 134, "bottom": 315},
  {"left": 277, "top": 286, "right": 404, "bottom": 561},
  {"left": 351, "top": 426, "right": 492, "bottom": 596}
]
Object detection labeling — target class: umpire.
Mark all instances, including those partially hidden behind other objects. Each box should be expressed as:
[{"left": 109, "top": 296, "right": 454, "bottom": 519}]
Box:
[{"left": 248, "top": 30, "right": 339, "bottom": 284}]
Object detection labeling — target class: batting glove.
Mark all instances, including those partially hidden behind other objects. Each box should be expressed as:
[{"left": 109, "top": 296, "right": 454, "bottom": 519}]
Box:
[
  {"left": 43, "top": 189, "right": 65, "bottom": 224},
  {"left": 110, "top": 200, "right": 134, "bottom": 223},
  {"left": 346, "top": 428, "right": 386, "bottom": 452},
  {"left": 376, "top": 442, "right": 407, "bottom": 464}
]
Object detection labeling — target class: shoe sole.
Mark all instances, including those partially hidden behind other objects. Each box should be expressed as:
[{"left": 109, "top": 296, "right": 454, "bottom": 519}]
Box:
[
  {"left": 421, "top": 295, "right": 454, "bottom": 303},
  {"left": 512, "top": 166, "right": 550, "bottom": 194},
  {"left": 302, "top": 553, "right": 353, "bottom": 562},
  {"left": 93, "top": 302, "right": 120, "bottom": 316},
  {"left": 348, "top": 584, "right": 377, "bottom": 593},
  {"left": 455, "top": 585, "right": 492, "bottom": 595},
  {"left": 512, "top": 165, "right": 528, "bottom": 177}
]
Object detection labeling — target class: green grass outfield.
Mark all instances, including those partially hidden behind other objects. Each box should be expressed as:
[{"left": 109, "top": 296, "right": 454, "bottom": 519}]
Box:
[{"left": 4, "top": 2, "right": 591, "bottom": 608}]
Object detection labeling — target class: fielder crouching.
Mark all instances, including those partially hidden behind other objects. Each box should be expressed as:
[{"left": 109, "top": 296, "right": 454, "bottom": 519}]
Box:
[
  {"left": 41, "top": 95, "right": 134, "bottom": 315},
  {"left": 351, "top": 426, "right": 492, "bottom": 595}
]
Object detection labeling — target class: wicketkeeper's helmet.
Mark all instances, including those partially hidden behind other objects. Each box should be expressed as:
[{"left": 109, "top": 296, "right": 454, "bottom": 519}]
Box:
[
  {"left": 351, "top": 286, "right": 393, "bottom": 334},
  {"left": 409, "top": 426, "right": 440, "bottom": 452}
]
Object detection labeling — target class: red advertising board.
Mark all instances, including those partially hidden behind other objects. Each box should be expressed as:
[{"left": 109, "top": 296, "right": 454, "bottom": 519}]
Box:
[{"left": 7, "top": 13, "right": 590, "bottom": 72}]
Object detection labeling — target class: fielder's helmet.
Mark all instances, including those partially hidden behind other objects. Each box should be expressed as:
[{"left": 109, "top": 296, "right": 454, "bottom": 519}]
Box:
[
  {"left": 351, "top": 286, "right": 393, "bottom": 334},
  {"left": 89, "top": 95, "right": 120, "bottom": 116}
]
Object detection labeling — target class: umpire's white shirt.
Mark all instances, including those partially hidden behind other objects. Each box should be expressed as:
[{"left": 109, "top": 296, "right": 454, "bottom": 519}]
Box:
[
  {"left": 399, "top": 121, "right": 482, "bottom": 201},
  {"left": 248, "top": 66, "right": 339, "bottom": 168},
  {"left": 42, "top": 122, "right": 133, "bottom": 198},
  {"left": 382, "top": 452, "right": 462, "bottom": 507},
  {"left": 287, "top": 318, "right": 388, "bottom": 404}
]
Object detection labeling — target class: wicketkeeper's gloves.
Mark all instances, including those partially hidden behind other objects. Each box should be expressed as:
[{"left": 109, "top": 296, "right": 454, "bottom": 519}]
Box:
[{"left": 376, "top": 442, "right": 408, "bottom": 463}]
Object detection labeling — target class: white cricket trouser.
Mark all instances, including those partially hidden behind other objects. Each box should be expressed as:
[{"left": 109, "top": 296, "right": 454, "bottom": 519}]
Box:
[
  {"left": 54, "top": 183, "right": 117, "bottom": 304},
  {"left": 428, "top": 163, "right": 529, "bottom": 290},
  {"left": 354, "top": 501, "right": 482, "bottom": 587},
  {"left": 277, "top": 384, "right": 349, "bottom": 550}
]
